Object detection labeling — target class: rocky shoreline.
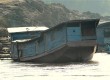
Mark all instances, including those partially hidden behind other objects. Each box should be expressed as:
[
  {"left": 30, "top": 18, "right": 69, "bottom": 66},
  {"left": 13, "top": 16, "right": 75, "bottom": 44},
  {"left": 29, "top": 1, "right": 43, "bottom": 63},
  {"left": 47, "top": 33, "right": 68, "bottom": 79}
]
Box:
[{"left": 0, "top": 37, "right": 11, "bottom": 59}]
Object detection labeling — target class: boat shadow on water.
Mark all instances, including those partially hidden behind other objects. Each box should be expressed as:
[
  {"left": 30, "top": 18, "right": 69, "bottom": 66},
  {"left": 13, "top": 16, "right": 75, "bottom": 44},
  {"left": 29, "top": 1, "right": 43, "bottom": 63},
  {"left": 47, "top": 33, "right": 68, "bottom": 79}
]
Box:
[{"left": 9, "top": 60, "right": 99, "bottom": 67}]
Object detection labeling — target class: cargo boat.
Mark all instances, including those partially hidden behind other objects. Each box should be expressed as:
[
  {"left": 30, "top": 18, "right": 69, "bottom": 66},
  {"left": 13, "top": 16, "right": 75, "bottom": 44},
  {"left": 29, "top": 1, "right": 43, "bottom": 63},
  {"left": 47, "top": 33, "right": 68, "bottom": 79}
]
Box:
[{"left": 8, "top": 19, "right": 99, "bottom": 63}]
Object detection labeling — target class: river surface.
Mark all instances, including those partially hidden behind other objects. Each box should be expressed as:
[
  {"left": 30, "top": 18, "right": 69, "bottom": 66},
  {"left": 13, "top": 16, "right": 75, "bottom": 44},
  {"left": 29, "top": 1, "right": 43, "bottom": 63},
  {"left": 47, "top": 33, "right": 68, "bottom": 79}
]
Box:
[{"left": 0, "top": 53, "right": 110, "bottom": 80}]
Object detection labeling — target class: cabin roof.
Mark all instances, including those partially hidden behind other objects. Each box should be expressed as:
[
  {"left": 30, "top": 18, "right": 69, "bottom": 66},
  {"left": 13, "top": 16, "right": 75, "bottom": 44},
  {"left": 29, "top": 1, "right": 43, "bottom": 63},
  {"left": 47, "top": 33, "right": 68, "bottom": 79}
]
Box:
[
  {"left": 7, "top": 26, "right": 49, "bottom": 33},
  {"left": 44, "top": 19, "right": 100, "bottom": 32},
  {"left": 62, "top": 19, "right": 100, "bottom": 24},
  {"left": 99, "top": 21, "right": 110, "bottom": 25},
  {"left": 61, "top": 19, "right": 100, "bottom": 25},
  {"left": 98, "top": 21, "right": 110, "bottom": 28}
]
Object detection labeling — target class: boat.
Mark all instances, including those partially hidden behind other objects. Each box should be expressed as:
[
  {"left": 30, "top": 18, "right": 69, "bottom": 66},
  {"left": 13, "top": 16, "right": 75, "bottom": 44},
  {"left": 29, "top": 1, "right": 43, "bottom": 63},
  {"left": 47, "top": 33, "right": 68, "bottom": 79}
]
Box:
[
  {"left": 7, "top": 19, "right": 100, "bottom": 63},
  {"left": 96, "top": 21, "right": 110, "bottom": 53}
]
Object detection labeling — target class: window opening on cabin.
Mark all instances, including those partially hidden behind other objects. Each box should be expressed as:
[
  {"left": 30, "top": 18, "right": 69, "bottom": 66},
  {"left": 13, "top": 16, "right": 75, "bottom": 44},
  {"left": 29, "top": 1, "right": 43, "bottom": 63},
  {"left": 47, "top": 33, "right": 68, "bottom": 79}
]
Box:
[
  {"left": 81, "top": 22, "right": 96, "bottom": 36},
  {"left": 104, "top": 29, "right": 110, "bottom": 38}
]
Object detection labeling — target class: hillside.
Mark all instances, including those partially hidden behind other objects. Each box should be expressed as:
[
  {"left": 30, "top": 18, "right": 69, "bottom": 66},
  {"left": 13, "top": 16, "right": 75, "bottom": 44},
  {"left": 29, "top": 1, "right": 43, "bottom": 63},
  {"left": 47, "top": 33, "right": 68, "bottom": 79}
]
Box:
[
  {"left": 43, "top": 0, "right": 110, "bottom": 16},
  {"left": 0, "top": 0, "right": 110, "bottom": 28},
  {"left": 0, "top": 0, "right": 12, "bottom": 3}
]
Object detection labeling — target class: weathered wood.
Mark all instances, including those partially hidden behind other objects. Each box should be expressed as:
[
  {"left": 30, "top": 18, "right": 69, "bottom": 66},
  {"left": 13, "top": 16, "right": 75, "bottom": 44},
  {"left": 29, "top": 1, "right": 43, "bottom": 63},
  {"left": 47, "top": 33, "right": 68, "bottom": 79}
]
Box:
[
  {"left": 8, "top": 19, "right": 100, "bottom": 63},
  {"left": 97, "top": 22, "right": 110, "bottom": 53}
]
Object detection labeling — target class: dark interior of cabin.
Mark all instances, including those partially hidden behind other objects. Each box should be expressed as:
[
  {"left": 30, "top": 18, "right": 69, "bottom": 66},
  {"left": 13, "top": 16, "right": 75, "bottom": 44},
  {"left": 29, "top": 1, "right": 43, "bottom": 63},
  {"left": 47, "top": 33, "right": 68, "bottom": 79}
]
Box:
[{"left": 81, "top": 22, "right": 96, "bottom": 37}]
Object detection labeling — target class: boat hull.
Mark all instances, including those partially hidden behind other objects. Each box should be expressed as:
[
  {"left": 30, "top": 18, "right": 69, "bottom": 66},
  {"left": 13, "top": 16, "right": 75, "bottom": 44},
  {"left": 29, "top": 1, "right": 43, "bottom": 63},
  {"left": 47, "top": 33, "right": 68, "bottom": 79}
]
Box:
[
  {"left": 28, "top": 47, "right": 95, "bottom": 63},
  {"left": 17, "top": 40, "right": 97, "bottom": 63}
]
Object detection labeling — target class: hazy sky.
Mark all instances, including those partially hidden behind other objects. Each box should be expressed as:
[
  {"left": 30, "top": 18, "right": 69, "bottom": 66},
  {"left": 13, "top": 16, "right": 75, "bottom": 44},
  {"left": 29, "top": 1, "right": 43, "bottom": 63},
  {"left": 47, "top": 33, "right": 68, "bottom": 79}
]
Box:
[{"left": 42, "top": 0, "right": 110, "bottom": 16}]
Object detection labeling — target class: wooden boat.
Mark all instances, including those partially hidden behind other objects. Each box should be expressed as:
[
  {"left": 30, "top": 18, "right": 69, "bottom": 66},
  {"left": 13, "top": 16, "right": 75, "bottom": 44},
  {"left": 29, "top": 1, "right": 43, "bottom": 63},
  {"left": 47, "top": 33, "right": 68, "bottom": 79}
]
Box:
[
  {"left": 8, "top": 19, "right": 99, "bottom": 63},
  {"left": 97, "top": 21, "right": 110, "bottom": 53}
]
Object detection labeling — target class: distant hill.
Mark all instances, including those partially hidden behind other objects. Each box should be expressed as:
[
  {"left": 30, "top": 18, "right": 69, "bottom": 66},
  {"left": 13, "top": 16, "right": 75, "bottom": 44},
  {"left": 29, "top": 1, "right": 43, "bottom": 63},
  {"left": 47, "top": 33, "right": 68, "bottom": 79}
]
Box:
[
  {"left": 43, "top": 0, "right": 110, "bottom": 16},
  {"left": 0, "top": 0, "right": 110, "bottom": 28},
  {"left": 0, "top": 0, "right": 12, "bottom": 3}
]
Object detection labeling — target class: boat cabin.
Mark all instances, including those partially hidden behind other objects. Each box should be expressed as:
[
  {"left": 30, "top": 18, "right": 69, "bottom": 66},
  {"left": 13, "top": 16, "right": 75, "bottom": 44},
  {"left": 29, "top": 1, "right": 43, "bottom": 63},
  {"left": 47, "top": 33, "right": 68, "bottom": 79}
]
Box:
[
  {"left": 8, "top": 19, "right": 99, "bottom": 61},
  {"left": 96, "top": 21, "right": 110, "bottom": 53},
  {"left": 42, "top": 19, "right": 99, "bottom": 52},
  {"left": 97, "top": 22, "right": 110, "bottom": 45},
  {"left": 7, "top": 26, "right": 49, "bottom": 41}
]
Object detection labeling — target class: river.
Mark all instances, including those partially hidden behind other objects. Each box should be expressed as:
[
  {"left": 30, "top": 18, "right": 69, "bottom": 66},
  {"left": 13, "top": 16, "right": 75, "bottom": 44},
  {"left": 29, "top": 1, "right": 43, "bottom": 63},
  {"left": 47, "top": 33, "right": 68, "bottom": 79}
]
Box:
[{"left": 0, "top": 53, "right": 110, "bottom": 80}]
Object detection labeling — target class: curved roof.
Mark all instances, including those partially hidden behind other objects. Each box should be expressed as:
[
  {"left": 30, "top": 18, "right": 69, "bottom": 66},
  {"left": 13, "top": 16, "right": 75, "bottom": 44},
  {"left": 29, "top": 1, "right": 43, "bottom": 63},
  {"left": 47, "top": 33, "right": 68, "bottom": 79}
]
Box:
[
  {"left": 97, "top": 21, "right": 110, "bottom": 28},
  {"left": 44, "top": 19, "right": 100, "bottom": 32}
]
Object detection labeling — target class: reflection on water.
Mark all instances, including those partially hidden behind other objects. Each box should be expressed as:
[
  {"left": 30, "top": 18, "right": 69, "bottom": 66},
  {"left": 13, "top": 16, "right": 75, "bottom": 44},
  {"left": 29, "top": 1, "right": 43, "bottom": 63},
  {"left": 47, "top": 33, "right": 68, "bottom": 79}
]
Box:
[{"left": 0, "top": 53, "right": 110, "bottom": 80}]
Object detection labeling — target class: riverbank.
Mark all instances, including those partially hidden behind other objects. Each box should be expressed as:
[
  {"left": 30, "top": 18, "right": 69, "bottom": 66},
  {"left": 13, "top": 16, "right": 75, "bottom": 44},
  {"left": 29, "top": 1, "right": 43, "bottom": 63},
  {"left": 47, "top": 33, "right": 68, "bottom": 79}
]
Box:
[{"left": 0, "top": 37, "right": 10, "bottom": 59}]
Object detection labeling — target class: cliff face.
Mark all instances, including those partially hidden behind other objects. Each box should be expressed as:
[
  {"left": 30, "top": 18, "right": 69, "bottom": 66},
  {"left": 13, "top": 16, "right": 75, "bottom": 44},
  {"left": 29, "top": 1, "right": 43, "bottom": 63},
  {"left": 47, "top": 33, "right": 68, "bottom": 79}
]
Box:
[{"left": 0, "top": 0, "right": 109, "bottom": 28}]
